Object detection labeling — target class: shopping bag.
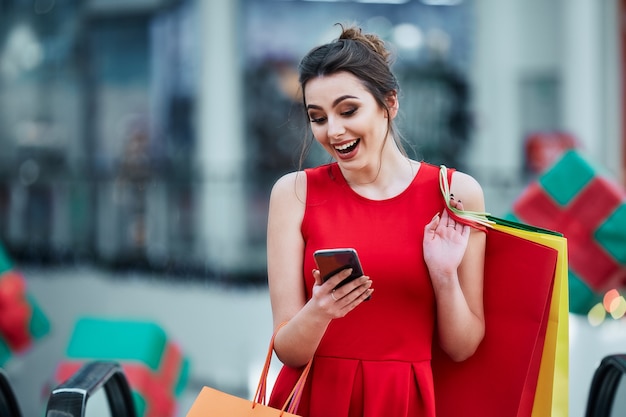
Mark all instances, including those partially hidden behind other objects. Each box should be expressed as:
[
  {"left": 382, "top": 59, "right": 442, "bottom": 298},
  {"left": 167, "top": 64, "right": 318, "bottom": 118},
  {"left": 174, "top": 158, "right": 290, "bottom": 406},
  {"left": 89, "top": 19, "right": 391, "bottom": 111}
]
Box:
[
  {"left": 431, "top": 166, "right": 568, "bottom": 417},
  {"left": 500, "top": 224, "right": 569, "bottom": 417},
  {"left": 186, "top": 323, "right": 311, "bottom": 417},
  {"left": 187, "top": 386, "right": 302, "bottom": 417}
]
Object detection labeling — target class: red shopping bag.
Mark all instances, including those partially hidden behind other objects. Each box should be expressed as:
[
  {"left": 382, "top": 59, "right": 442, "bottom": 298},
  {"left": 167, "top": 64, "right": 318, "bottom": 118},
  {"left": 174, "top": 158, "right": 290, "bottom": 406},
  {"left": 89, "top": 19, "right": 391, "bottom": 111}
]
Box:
[
  {"left": 432, "top": 226, "right": 558, "bottom": 417},
  {"left": 432, "top": 166, "right": 568, "bottom": 417}
]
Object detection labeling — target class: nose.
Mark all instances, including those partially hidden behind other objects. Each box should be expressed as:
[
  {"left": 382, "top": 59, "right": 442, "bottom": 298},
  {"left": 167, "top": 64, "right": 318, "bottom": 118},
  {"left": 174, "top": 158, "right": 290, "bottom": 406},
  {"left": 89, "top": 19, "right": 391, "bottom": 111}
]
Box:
[{"left": 326, "top": 116, "right": 345, "bottom": 139}]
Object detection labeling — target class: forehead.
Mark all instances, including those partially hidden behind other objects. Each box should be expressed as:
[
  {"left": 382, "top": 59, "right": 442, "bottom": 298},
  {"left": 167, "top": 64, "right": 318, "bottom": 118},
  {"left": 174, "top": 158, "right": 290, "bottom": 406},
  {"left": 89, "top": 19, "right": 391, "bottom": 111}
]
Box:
[{"left": 304, "top": 72, "right": 371, "bottom": 105}]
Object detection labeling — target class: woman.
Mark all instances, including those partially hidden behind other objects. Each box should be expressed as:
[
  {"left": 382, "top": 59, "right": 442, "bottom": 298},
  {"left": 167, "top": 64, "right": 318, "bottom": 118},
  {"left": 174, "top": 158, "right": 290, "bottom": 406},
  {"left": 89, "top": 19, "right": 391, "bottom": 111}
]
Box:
[{"left": 266, "top": 24, "right": 486, "bottom": 417}]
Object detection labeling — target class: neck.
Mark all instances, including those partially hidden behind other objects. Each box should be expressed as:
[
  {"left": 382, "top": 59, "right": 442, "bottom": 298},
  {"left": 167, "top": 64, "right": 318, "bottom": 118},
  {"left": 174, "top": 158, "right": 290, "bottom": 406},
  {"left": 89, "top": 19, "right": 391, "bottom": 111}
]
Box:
[{"left": 342, "top": 152, "right": 418, "bottom": 200}]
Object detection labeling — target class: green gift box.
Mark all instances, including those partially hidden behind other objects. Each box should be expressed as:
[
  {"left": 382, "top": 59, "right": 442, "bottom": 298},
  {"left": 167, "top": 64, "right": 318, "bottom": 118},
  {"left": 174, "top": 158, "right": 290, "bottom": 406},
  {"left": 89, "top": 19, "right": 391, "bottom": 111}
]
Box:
[
  {"left": 55, "top": 316, "right": 190, "bottom": 417},
  {"left": 508, "top": 150, "right": 626, "bottom": 315}
]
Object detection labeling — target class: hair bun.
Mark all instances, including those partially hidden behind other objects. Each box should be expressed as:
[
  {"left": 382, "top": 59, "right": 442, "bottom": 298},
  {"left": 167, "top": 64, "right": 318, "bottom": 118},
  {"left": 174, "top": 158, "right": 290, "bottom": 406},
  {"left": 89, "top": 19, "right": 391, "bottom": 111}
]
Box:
[{"left": 337, "top": 24, "right": 392, "bottom": 64}]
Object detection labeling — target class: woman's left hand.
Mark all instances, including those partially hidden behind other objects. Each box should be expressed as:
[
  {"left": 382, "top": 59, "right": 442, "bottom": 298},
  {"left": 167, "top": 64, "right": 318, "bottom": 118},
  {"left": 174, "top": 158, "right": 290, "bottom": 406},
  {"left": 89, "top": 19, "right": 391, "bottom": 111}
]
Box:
[{"left": 423, "top": 199, "right": 470, "bottom": 280}]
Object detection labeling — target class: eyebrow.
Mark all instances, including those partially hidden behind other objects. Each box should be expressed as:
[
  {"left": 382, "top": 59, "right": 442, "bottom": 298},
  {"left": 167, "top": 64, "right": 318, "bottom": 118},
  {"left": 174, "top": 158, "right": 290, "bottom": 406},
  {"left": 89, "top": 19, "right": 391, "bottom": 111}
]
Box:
[{"left": 306, "top": 95, "right": 359, "bottom": 110}]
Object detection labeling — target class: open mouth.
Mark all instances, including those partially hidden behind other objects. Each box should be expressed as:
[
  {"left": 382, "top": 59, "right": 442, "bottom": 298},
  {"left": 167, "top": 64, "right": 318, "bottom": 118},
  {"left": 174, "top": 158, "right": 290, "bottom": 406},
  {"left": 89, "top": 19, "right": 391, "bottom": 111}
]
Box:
[{"left": 335, "top": 138, "right": 360, "bottom": 154}]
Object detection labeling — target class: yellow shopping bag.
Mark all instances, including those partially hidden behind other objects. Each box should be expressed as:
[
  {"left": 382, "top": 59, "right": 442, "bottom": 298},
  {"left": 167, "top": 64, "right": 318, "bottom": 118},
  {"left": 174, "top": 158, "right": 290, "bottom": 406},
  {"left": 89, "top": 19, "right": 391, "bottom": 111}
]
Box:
[{"left": 494, "top": 224, "right": 569, "bottom": 417}]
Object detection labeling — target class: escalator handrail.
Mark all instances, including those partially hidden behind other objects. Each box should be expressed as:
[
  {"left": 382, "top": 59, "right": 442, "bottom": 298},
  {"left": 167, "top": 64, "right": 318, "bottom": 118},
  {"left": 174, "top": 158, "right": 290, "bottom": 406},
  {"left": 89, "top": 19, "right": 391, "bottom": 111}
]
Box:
[
  {"left": 45, "top": 361, "right": 136, "bottom": 417},
  {"left": 0, "top": 368, "right": 22, "bottom": 417},
  {"left": 585, "top": 354, "right": 626, "bottom": 417}
]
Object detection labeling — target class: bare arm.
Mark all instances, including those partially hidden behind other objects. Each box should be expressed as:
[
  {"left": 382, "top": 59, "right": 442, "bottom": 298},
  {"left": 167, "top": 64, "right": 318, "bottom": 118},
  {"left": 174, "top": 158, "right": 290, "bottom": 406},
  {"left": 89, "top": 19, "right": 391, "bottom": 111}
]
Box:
[
  {"left": 423, "top": 171, "right": 486, "bottom": 361},
  {"left": 267, "top": 172, "right": 373, "bottom": 367}
]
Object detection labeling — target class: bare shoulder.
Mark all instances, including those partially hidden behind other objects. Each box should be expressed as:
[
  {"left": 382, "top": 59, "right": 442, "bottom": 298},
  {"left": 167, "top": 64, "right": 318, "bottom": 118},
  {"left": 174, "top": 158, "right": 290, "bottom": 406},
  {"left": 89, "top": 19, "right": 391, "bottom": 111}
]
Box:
[
  {"left": 270, "top": 171, "right": 307, "bottom": 205},
  {"left": 450, "top": 170, "right": 485, "bottom": 212},
  {"left": 268, "top": 171, "right": 308, "bottom": 228}
]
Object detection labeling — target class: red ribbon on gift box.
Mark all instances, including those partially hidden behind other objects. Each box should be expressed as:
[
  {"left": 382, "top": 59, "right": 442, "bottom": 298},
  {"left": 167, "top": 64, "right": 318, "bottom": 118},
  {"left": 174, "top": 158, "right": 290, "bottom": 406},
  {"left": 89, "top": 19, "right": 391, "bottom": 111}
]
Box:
[
  {"left": 0, "top": 271, "right": 33, "bottom": 351},
  {"left": 514, "top": 177, "right": 626, "bottom": 292}
]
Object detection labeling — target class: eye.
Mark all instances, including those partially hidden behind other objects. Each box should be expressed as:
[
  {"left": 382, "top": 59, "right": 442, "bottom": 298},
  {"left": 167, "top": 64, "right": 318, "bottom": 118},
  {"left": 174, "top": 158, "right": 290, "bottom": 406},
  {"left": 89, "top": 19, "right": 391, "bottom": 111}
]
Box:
[
  {"left": 308, "top": 114, "right": 326, "bottom": 124},
  {"left": 341, "top": 107, "right": 357, "bottom": 117}
]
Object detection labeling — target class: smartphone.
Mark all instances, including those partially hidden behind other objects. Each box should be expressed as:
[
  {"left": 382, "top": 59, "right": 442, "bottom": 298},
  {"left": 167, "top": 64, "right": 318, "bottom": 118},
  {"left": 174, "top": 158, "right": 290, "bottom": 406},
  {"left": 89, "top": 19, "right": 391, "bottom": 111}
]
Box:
[{"left": 313, "top": 248, "right": 365, "bottom": 289}]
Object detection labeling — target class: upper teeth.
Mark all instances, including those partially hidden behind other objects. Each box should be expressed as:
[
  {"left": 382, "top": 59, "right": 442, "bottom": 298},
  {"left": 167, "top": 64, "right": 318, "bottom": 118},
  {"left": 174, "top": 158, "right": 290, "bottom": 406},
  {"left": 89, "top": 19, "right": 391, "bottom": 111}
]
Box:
[{"left": 335, "top": 139, "right": 358, "bottom": 151}]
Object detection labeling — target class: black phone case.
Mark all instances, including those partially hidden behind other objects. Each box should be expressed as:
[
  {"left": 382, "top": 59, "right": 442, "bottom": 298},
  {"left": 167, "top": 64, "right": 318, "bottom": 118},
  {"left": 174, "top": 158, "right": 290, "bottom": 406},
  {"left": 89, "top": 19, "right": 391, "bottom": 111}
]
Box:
[{"left": 314, "top": 248, "right": 364, "bottom": 289}]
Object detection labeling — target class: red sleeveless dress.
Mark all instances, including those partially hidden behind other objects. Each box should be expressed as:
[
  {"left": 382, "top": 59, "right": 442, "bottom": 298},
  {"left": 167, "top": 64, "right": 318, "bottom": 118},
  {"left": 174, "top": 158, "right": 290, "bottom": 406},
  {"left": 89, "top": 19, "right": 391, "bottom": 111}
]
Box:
[{"left": 269, "top": 162, "right": 451, "bottom": 417}]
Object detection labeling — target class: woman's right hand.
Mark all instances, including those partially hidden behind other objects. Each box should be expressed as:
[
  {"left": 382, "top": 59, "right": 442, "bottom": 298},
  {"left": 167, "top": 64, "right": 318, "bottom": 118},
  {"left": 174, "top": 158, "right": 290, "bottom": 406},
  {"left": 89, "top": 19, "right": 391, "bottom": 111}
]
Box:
[{"left": 311, "top": 268, "right": 373, "bottom": 319}]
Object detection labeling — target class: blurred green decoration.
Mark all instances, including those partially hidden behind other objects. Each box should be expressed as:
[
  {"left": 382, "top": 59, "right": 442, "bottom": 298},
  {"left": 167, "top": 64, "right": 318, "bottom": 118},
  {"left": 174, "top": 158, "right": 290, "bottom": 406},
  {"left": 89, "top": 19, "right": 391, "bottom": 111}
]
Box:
[
  {"left": 0, "top": 242, "right": 51, "bottom": 366},
  {"left": 506, "top": 150, "right": 626, "bottom": 316},
  {"left": 54, "top": 316, "right": 190, "bottom": 417}
]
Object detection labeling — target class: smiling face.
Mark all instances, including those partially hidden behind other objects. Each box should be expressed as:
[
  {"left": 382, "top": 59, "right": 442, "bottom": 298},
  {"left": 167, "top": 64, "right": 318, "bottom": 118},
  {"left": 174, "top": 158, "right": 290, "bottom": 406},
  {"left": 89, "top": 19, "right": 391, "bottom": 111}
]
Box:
[{"left": 304, "top": 71, "right": 398, "bottom": 171}]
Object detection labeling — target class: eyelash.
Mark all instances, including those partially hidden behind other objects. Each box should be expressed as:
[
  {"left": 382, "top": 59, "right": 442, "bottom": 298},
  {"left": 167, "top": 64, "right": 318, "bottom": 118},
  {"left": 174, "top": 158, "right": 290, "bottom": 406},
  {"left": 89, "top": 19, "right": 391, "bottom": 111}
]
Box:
[{"left": 309, "top": 108, "right": 357, "bottom": 124}]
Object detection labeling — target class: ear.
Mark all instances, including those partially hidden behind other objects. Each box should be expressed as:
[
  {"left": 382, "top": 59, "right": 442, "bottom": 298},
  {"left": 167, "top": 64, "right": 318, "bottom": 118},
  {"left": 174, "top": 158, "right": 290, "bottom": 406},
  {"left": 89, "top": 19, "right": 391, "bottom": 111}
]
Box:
[{"left": 385, "top": 90, "right": 399, "bottom": 119}]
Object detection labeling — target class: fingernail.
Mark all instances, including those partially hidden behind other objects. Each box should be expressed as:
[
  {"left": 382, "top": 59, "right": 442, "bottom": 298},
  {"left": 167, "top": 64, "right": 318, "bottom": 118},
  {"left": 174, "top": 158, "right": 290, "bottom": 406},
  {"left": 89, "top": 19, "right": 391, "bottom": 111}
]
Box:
[{"left": 431, "top": 212, "right": 440, "bottom": 221}]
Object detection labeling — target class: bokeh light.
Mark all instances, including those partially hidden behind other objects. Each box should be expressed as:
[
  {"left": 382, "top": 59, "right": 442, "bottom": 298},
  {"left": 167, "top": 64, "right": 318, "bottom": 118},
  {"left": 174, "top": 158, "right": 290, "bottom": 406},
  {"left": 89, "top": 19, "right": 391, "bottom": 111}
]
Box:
[
  {"left": 589, "top": 289, "right": 626, "bottom": 324},
  {"left": 392, "top": 23, "right": 423, "bottom": 51},
  {"left": 587, "top": 302, "right": 607, "bottom": 327},
  {"left": 609, "top": 295, "right": 626, "bottom": 319},
  {"left": 603, "top": 289, "right": 620, "bottom": 312}
]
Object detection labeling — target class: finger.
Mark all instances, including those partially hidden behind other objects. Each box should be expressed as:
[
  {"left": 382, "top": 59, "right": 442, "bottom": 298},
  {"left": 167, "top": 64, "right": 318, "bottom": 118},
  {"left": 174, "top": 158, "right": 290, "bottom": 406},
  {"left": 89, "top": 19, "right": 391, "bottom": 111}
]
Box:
[
  {"left": 340, "top": 275, "right": 370, "bottom": 298},
  {"left": 344, "top": 275, "right": 369, "bottom": 292},
  {"left": 440, "top": 208, "right": 453, "bottom": 228},
  {"left": 440, "top": 207, "right": 449, "bottom": 222},
  {"left": 344, "top": 279, "right": 373, "bottom": 303},
  {"left": 326, "top": 268, "right": 354, "bottom": 290},
  {"left": 348, "top": 287, "right": 374, "bottom": 307},
  {"left": 425, "top": 212, "right": 440, "bottom": 232},
  {"left": 312, "top": 269, "right": 323, "bottom": 286}
]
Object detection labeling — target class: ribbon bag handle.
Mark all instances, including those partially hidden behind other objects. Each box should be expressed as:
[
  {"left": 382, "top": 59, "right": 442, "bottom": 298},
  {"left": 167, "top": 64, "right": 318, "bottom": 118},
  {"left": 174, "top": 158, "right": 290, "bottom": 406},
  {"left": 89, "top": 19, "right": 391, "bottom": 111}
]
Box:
[
  {"left": 439, "top": 165, "right": 494, "bottom": 232},
  {"left": 253, "top": 322, "right": 312, "bottom": 415},
  {"left": 439, "top": 165, "right": 562, "bottom": 236}
]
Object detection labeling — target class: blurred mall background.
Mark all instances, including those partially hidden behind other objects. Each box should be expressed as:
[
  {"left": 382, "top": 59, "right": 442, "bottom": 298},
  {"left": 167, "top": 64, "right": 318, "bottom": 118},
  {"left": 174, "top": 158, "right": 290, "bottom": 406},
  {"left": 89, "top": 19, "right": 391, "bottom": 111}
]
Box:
[{"left": 0, "top": 0, "right": 625, "bottom": 415}]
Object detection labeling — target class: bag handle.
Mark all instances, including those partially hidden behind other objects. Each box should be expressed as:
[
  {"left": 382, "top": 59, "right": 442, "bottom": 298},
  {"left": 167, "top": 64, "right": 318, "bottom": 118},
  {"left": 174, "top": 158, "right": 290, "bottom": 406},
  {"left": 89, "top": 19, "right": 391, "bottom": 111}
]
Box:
[
  {"left": 253, "top": 322, "right": 312, "bottom": 415},
  {"left": 439, "top": 165, "right": 563, "bottom": 236},
  {"left": 439, "top": 165, "right": 494, "bottom": 232}
]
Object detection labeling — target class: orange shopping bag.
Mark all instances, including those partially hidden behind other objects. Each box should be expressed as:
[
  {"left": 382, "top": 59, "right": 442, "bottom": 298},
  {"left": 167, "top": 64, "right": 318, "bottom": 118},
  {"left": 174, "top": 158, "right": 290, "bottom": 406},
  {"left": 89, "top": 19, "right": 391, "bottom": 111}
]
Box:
[{"left": 186, "top": 323, "right": 311, "bottom": 417}]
